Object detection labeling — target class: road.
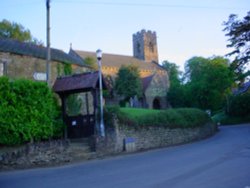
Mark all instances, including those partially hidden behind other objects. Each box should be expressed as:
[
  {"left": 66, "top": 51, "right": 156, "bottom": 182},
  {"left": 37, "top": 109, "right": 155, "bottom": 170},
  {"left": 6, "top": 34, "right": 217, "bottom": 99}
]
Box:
[{"left": 0, "top": 124, "right": 250, "bottom": 188}]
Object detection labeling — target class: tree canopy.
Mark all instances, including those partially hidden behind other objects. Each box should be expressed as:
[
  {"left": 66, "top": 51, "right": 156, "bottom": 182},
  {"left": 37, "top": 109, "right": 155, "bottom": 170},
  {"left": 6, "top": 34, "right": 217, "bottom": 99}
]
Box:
[
  {"left": 184, "top": 56, "right": 234, "bottom": 111},
  {"left": 84, "top": 56, "right": 98, "bottom": 70},
  {"left": 0, "top": 19, "right": 42, "bottom": 45},
  {"left": 223, "top": 11, "right": 250, "bottom": 82},
  {"left": 115, "top": 65, "right": 142, "bottom": 101},
  {"left": 162, "top": 60, "right": 182, "bottom": 85},
  {"left": 162, "top": 60, "right": 184, "bottom": 107},
  {"left": 164, "top": 56, "right": 234, "bottom": 111}
]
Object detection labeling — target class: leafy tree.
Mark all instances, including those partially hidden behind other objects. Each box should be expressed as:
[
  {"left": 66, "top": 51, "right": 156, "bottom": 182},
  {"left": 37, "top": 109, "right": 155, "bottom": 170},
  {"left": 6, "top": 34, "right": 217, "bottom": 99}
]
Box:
[
  {"left": 162, "top": 60, "right": 185, "bottom": 107},
  {"left": 162, "top": 60, "right": 182, "bottom": 85},
  {"left": 63, "top": 63, "right": 72, "bottom": 75},
  {"left": 184, "top": 56, "right": 234, "bottom": 112},
  {"left": 223, "top": 11, "right": 250, "bottom": 82},
  {"left": 0, "top": 19, "right": 42, "bottom": 45},
  {"left": 115, "top": 65, "right": 142, "bottom": 102},
  {"left": 84, "top": 56, "right": 98, "bottom": 70}
]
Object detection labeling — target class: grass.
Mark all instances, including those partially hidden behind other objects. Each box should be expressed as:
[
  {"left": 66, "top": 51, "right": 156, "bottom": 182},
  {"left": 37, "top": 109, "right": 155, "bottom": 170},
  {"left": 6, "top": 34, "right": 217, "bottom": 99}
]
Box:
[{"left": 106, "top": 106, "right": 211, "bottom": 129}]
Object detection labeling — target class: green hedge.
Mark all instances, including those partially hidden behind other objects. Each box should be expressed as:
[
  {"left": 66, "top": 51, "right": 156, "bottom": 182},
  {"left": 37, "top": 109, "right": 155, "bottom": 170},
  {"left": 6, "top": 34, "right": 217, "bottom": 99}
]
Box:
[
  {"left": 0, "top": 77, "right": 64, "bottom": 146},
  {"left": 227, "top": 93, "right": 250, "bottom": 117},
  {"left": 105, "top": 106, "right": 211, "bottom": 129}
]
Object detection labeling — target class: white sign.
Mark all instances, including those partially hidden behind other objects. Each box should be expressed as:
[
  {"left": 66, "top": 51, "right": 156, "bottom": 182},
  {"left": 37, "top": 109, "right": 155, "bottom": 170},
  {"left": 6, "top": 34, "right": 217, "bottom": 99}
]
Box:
[{"left": 33, "top": 72, "right": 47, "bottom": 81}]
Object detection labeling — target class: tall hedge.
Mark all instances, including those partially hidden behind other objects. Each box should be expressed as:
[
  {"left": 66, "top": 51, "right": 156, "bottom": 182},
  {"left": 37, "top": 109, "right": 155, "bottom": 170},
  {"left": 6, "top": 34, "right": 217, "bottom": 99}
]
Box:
[
  {"left": 0, "top": 77, "right": 63, "bottom": 146},
  {"left": 227, "top": 93, "right": 250, "bottom": 117}
]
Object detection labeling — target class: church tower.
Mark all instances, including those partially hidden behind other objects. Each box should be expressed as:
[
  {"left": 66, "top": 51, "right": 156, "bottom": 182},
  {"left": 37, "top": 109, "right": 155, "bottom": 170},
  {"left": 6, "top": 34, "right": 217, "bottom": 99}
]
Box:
[{"left": 133, "top": 29, "right": 159, "bottom": 63}]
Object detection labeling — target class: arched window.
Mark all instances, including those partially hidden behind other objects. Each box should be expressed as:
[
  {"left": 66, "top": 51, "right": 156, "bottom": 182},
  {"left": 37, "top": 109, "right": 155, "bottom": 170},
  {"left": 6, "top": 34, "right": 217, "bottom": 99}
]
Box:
[
  {"left": 149, "top": 42, "right": 154, "bottom": 53},
  {"left": 137, "top": 43, "right": 141, "bottom": 54}
]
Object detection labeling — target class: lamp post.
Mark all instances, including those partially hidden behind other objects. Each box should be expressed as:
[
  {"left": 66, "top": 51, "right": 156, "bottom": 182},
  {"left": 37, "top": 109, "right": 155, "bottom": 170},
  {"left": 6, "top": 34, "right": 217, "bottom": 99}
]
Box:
[
  {"left": 96, "top": 49, "right": 105, "bottom": 137},
  {"left": 46, "top": 0, "right": 51, "bottom": 86}
]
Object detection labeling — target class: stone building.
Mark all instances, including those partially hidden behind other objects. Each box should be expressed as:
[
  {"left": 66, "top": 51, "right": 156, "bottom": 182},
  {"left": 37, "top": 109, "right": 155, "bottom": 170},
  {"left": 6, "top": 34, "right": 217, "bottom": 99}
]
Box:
[
  {"left": 69, "top": 30, "right": 169, "bottom": 109},
  {"left": 0, "top": 30, "right": 169, "bottom": 109},
  {"left": 0, "top": 38, "right": 90, "bottom": 85},
  {"left": 133, "top": 30, "right": 158, "bottom": 63}
]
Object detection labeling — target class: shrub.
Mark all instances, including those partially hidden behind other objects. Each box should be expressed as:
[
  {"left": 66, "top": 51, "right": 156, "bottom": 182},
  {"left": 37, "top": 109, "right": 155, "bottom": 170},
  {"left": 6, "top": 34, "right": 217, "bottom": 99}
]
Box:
[
  {"left": 227, "top": 93, "right": 250, "bottom": 117},
  {"left": 105, "top": 106, "right": 211, "bottom": 129},
  {"left": 0, "top": 77, "right": 63, "bottom": 146}
]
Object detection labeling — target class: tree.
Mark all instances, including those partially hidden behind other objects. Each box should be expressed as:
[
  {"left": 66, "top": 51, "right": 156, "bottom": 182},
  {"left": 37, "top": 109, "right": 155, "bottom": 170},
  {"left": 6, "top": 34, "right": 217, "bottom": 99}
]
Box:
[
  {"left": 0, "top": 19, "right": 42, "bottom": 45},
  {"left": 162, "top": 60, "right": 182, "bottom": 85},
  {"left": 223, "top": 11, "right": 250, "bottom": 82},
  {"left": 84, "top": 56, "right": 98, "bottom": 70},
  {"left": 115, "top": 65, "right": 142, "bottom": 102},
  {"left": 162, "top": 60, "right": 185, "bottom": 107},
  {"left": 184, "top": 56, "right": 234, "bottom": 112}
]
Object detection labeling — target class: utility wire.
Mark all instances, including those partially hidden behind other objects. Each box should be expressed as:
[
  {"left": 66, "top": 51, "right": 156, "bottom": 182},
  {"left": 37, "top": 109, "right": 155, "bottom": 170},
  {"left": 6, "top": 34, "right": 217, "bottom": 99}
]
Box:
[
  {"left": 1, "top": 0, "right": 247, "bottom": 11},
  {"left": 55, "top": 0, "right": 247, "bottom": 10}
]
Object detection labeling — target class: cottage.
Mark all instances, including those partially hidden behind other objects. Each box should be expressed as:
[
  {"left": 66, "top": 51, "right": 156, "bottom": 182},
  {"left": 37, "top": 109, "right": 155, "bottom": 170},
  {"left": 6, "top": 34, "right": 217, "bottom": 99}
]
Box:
[{"left": 0, "top": 38, "right": 90, "bottom": 85}]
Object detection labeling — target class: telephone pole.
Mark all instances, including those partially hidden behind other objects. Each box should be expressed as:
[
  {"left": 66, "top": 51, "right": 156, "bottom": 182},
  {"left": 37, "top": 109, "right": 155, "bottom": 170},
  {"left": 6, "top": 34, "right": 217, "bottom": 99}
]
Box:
[{"left": 46, "top": 0, "right": 51, "bottom": 85}]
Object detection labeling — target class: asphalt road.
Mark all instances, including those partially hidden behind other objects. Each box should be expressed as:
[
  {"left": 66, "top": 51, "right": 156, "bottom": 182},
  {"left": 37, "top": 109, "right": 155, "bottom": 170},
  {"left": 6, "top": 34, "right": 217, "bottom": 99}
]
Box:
[{"left": 0, "top": 124, "right": 250, "bottom": 188}]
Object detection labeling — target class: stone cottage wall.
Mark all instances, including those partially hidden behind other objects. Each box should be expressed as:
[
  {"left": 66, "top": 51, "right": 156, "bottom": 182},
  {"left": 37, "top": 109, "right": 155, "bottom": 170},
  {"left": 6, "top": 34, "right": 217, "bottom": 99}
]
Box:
[{"left": 0, "top": 52, "right": 88, "bottom": 85}]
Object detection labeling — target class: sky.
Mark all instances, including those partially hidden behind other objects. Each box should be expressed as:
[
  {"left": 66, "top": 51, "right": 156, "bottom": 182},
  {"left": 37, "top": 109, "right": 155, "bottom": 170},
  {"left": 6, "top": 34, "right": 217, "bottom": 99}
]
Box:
[{"left": 1, "top": 0, "right": 249, "bottom": 70}]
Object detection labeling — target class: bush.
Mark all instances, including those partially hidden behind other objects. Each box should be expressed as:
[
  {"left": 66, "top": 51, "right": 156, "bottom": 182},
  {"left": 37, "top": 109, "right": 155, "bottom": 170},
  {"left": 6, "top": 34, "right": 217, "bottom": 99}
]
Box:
[
  {"left": 105, "top": 106, "right": 211, "bottom": 129},
  {"left": 212, "top": 111, "right": 250, "bottom": 125},
  {"left": 227, "top": 93, "right": 250, "bottom": 117},
  {"left": 0, "top": 77, "right": 63, "bottom": 146}
]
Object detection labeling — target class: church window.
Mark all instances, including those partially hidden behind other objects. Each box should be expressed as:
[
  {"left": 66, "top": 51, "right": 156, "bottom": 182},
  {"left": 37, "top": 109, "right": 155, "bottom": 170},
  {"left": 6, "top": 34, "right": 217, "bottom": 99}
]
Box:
[
  {"left": 137, "top": 43, "right": 141, "bottom": 54},
  {"left": 149, "top": 42, "right": 154, "bottom": 52}
]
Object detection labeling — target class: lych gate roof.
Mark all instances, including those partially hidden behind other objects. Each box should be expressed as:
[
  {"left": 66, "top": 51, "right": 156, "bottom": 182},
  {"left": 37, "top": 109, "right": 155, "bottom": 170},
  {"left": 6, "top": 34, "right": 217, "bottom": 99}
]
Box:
[
  {"left": 0, "top": 38, "right": 85, "bottom": 66},
  {"left": 53, "top": 71, "right": 106, "bottom": 94},
  {"left": 70, "top": 49, "right": 165, "bottom": 71}
]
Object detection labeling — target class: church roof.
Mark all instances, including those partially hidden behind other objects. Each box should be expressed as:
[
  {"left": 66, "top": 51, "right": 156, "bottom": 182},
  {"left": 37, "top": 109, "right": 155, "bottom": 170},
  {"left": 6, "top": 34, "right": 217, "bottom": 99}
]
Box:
[
  {"left": 0, "top": 38, "right": 85, "bottom": 66},
  {"left": 71, "top": 49, "right": 165, "bottom": 72}
]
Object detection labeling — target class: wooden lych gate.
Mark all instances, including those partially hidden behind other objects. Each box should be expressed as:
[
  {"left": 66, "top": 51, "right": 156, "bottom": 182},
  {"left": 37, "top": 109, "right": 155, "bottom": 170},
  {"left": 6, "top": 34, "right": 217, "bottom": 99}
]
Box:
[{"left": 53, "top": 71, "right": 106, "bottom": 139}]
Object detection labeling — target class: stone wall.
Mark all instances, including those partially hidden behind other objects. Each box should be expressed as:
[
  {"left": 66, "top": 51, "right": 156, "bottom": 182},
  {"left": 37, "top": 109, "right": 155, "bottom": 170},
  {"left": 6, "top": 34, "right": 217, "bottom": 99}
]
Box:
[
  {"left": 133, "top": 30, "right": 159, "bottom": 63},
  {"left": 95, "top": 118, "right": 217, "bottom": 155},
  {"left": 144, "top": 73, "right": 169, "bottom": 109},
  {"left": 0, "top": 140, "right": 70, "bottom": 170}
]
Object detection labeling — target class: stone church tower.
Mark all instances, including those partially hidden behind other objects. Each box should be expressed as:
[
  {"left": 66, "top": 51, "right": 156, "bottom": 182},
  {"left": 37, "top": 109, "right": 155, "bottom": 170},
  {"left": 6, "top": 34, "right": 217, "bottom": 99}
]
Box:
[{"left": 133, "top": 29, "right": 159, "bottom": 63}]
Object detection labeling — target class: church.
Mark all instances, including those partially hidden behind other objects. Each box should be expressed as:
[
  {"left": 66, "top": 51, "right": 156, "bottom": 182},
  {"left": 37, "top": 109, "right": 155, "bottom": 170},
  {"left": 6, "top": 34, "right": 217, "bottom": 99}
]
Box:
[
  {"left": 0, "top": 29, "right": 169, "bottom": 109},
  {"left": 69, "top": 29, "right": 169, "bottom": 109}
]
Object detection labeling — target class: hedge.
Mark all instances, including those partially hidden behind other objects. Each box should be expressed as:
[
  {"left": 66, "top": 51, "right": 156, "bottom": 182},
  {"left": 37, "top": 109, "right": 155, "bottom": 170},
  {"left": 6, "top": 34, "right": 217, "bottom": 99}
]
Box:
[
  {"left": 105, "top": 106, "right": 211, "bottom": 129},
  {"left": 227, "top": 93, "right": 250, "bottom": 117},
  {"left": 0, "top": 77, "right": 64, "bottom": 146}
]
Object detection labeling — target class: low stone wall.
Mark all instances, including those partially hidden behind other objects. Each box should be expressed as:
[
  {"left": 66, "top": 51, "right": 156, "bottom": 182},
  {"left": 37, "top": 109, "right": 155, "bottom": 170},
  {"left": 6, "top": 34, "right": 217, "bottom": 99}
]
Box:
[
  {"left": 0, "top": 120, "right": 217, "bottom": 170},
  {"left": 0, "top": 140, "right": 70, "bottom": 170},
  {"left": 96, "top": 118, "right": 217, "bottom": 155}
]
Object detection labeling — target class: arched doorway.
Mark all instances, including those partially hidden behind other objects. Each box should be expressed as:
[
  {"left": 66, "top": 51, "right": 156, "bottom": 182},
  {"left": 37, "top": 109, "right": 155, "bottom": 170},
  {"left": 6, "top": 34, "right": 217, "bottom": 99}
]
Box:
[{"left": 153, "top": 98, "right": 161, "bottom": 109}]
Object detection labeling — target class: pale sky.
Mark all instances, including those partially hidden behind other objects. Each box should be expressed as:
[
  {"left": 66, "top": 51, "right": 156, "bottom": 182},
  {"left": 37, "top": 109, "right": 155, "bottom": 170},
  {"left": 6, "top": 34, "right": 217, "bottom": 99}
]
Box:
[{"left": 1, "top": 0, "right": 249, "bottom": 70}]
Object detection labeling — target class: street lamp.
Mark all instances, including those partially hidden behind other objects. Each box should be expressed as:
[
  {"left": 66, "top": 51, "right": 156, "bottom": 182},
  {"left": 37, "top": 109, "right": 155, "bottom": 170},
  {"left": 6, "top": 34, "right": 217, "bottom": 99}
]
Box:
[{"left": 96, "top": 49, "right": 105, "bottom": 137}]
